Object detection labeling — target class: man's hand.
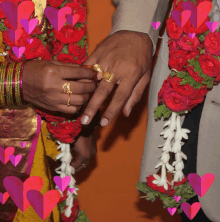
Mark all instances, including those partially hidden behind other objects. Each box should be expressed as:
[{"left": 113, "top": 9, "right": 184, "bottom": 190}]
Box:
[{"left": 81, "top": 30, "right": 153, "bottom": 127}]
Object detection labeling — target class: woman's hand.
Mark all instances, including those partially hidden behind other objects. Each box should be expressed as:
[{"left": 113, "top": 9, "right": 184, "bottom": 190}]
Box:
[{"left": 22, "top": 60, "right": 97, "bottom": 114}]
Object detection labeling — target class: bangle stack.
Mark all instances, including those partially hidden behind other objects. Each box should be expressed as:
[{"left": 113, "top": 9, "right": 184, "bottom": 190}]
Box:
[{"left": 0, "top": 61, "right": 27, "bottom": 108}]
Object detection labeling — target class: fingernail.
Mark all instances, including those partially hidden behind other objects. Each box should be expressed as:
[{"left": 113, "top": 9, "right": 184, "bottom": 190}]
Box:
[
  {"left": 127, "top": 108, "right": 132, "bottom": 117},
  {"left": 81, "top": 115, "right": 90, "bottom": 125},
  {"left": 100, "top": 118, "right": 109, "bottom": 127}
]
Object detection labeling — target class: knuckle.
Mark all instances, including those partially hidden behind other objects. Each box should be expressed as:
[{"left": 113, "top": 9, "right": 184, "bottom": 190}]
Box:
[
  {"left": 78, "top": 95, "right": 86, "bottom": 105},
  {"left": 96, "top": 85, "right": 108, "bottom": 96},
  {"left": 86, "top": 103, "right": 96, "bottom": 112},
  {"left": 114, "top": 92, "right": 127, "bottom": 103}
]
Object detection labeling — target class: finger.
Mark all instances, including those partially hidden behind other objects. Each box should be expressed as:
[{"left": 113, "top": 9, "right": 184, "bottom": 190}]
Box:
[
  {"left": 50, "top": 61, "right": 80, "bottom": 67},
  {"left": 122, "top": 71, "right": 150, "bottom": 117},
  {"left": 59, "top": 93, "right": 90, "bottom": 106},
  {"left": 60, "top": 80, "right": 97, "bottom": 94},
  {"left": 99, "top": 74, "right": 140, "bottom": 127},
  {"left": 56, "top": 104, "right": 82, "bottom": 114},
  {"left": 80, "top": 78, "right": 116, "bottom": 125}
]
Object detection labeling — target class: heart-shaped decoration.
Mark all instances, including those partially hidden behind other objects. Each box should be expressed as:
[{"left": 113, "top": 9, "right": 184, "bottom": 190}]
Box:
[
  {"left": 187, "top": 173, "right": 215, "bottom": 197},
  {"left": 20, "top": 18, "right": 38, "bottom": 34},
  {"left": 167, "top": 207, "right": 177, "bottom": 216},
  {"left": 174, "top": 196, "right": 181, "bottom": 202},
  {"left": 182, "top": 1, "right": 213, "bottom": 28},
  {"left": 3, "top": 176, "right": 44, "bottom": 212},
  {"left": 27, "top": 190, "right": 60, "bottom": 220},
  {"left": 181, "top": 202, "right": 201, "bottom": 220},
  {"left": 68, "top": 188, "right": 75, "bottom": 194},
  {"left": 12, "top": 46, "right": 25, "bottom": 59},
  {"left": 206, "top": 21, "right": 219, "bottom": 33},
  {"left": 20, "top": 142, "right": 27, "bottom": 148},
  {"left": 0, "top": 1, "right": 35, "bottom": 30},
  {"left": 0, "top": 192, "right": 9, "bottom": 204},
  {"left": 188, "top": 32, "right": 196, "bottom": 39},
  {"left": 65, "top": 14, "right": 80, "bottom": 26},
  {"left": 171, "top": 10, "right": 191, "bottom": 28},
  {"left": 9, "top": 154, "right": 22, "bottom": 166},
  {"left": 151, "top": 21, "right": 161, "bottom": 30},
  {"left": 27, "top": 38, "right": 33, "bottom": 44},
  {"left": 53, "top": 176, "right": 71, "bottom": 192},
  {"left": 0, "top": 146, "right": 15, "bottom": 165},
  {"left": 44, "top": 6, "right": 72, "bottom": 31},
  {"left": 6, "top": 29, "right": 23, "bottom": 44}
]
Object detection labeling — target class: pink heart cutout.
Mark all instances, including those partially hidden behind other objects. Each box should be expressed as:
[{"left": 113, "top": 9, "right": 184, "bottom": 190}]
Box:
[
  {"left": 12, "top": 46, "right": 25, "bottom": 59},
  {"left": 187, "top": 173, "right": 215, "bottom": 197},
  {"left": 44, "top": 6, "right": 72, "bottom": 31},
  {"left": 6, "top": 29, "right": 23, "bottom": 44},
  {"left": 65, "top": 14, "right": 80, "bottom": 26},
  {"left": 68, "top": 188, "right": 75, "bottom": 194},
  {"left": 167, "top": 207, "right": 176, "bottom": 216},
  {"left": 3, "top": 176, "right": 44, "bottom": 212},
  {"left": 174, "top": 196, "right": 181, "bottom": 202},
  {"left": 181, "top": 202, "right": 201, "bottom": 220},
  {"left": 27, "top": 38, "right": 33, "bottom": 44},
  {"left": 20, "top": 142, "right": 27, "bottom": 148},
  {"left": 53, "top": 176, "right": 71, "bottom": 192},
  {"left": 27, "top": 190, "right": 60, "bottom": 220},
  {"left": 0, "top": 146, "right": 15, "bottom": 165},
  {"left": 206, "top": 21, "right": 219, "bottom": 33},
  {"left": 20, "top": 18, "right": 38, "bottom": 34},
  {"left": 151, "top": 21, "right": 161, "bottom": 30},
  {"left": 171, "top": 10, "right": 191, "bottom": 28},
  {"left": 182, "top": 1, "right": 213, "bottom": 28},
  {"left": 0, "top": 1, "right": 35, "bottom": 30},
  {"left": 0, "top": 192, "right": 9, "bottom": 204},
  {"left": 9, "top": 154, "right": 22, "bottom": 166},
  {"left": 189, "top": 33, "right": 196, "bottom": 39}
]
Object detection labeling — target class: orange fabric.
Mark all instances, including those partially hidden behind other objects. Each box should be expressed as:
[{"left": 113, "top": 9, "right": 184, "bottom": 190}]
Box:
[{"left": 76, "top": 1, "right": 181, "bottom": 222}]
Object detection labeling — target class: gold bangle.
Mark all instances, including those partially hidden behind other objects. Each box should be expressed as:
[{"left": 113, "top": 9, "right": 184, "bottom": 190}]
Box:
[
  {"left": 15, "top": 62, "right": 22, "bottom": 107},
  {"left": 0, "top": 62, "right": 7, "bottom": 107},
  {"left": 6, "top": 63, "right": 15, "bottom": 108}
]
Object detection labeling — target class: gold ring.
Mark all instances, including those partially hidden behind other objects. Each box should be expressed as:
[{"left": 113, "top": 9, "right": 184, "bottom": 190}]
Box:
[
  {"left": 62, "top": 82, "right": 72, "bottom": 94},
  {"left": 92, "top": 64, "right": 114, "bottom": 83},
  {"left": 67, "top": 93, "right": 71, "bottom": 106}
]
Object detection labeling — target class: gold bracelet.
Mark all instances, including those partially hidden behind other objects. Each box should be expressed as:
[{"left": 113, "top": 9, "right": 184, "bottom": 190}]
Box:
[
  {"left": 15, "top": 62, "right": 23, "bottom": 107},
  {"left": 0, "top": 62, "right": 7, "bottom": 108},
  {"left": 6, "top": 63, "right": 15, "bottom": 108}
]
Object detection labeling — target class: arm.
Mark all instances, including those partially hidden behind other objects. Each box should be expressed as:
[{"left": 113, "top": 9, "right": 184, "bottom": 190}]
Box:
[{"left": 109, "top": 0, "right": 170, "bottom": 55}]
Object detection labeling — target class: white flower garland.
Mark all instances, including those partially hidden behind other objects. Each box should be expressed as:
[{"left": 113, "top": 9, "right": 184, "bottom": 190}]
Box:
[
  {"left": 153, "top": 112, "right": 190, "bottom": 190},
  {"left": 55, "top": 141, "right": 79, "bottom": 217}
]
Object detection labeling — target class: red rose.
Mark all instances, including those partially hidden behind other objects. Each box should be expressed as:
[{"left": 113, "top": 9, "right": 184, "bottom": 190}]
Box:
[
  {"left": 187, "top": 65, "right": 204, "bottom": 84},
  {"left": 187, "top": 97, "right": 204, "bottom": 110},
  {"left": 168, "top": 76, "right": 194, "bottom": 97},
  {"left": 183, "top": 17, "right": 209, "bottom": 34},
  {"left": 48, "top": 0, "right": 64, "bottom": 8},
  {"left": 4, "top": 18, "right": 14, "bottom": 29},
  {"left": 35, "top": 109, "right": 66, "bottom": 122},
  {"left": 51, "top": 40, "right": 64, "bottom": 56},
  {"left": 61, "top": 199, "right": 79, "bottom": 222},
  {"left": 166, "top": 17, "right": 183, "bottom": 40},
  {"left": 65, "top": 2, "right": 87, "bottom": 23},
  {"left": 214, "top": 74, "right": 220, "bottom": 84},
  {"left": 177, "top": 34, "right": 200, "bottom": 51},
  {"left": 168, "top": 40, "right": 179, "bottom": 54},
  {"left": 54, "top": 25, "right": 86, "bottom": 44},
  {"left": 197, "top": 0, "right": 212, "bottom": 4},
  {"left": 46, "top": 117, "right": 82, "bottom": 143},
  {"left": 68, "top": 43, "right": 86, "bottom": 60},
  {"left": 189, "top": 85, "right": 209, "bottom": 100},
  {"left": 57, "top": 53, "right": 75, "bottom": 63},
  {"left": 158, "top": 77, "right": 171, "bottom": 105},
  {"left": 24, "top": 38, "right": 45, "bottom": 60},
  {"left": 30, "top": 25, "right": 42, "bottom": 36},
  {"left": 173, "top": 0, "right": 183, "bottom": 12},
  {"left": 198, "top": 54, "right": 220, "bottom": 77},
  {"left": 204, "top": 31, "right": 220, "bottom": 56},
  {"left": 168, "top": 50, "right": 188, "bottom": 71},
  {"left": 163, "top": 88, "right": 188, "bottom": 112},
  {"left": 41, "top": 46, "right": 52, "bottom": 61},
  {"left": 187, "top": 50, "right": 200, "bottom": 60}
]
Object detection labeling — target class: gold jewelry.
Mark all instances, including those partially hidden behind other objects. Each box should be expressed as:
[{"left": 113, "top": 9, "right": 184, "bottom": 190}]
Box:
[
  {"left": 6, "top": 63, "right": 15, "bottom": 107},
  {"left": 92, "top": 64, "right": 115, "bottom": 83},
  {"left": 0, "top": 62, "right": 7, "bottom": 107},
  {"left": 62, "top": 82, "right": 72, "bottom": 94},
  {"left": 15, "top": 62, "right": 23, "bottom": 106},
  {"left": 67, "top": 93, "right": 71, "bottom": 106}
]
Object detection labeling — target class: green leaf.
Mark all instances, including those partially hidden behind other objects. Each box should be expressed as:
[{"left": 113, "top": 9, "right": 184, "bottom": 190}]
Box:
[
  {"left": 59, "top": 0, "right": 69, "bottom": 8},
  {"left": 154, "top": 104, "right": 172, "bottom": 120},
  {"left": 78, "top": 39, "right": 86, "bottom": 49},
  {"left": 58, "top": 200, "right": 66, "bottom": 214},
  {"left": 0, "top": 22, "right": 6, "bottom": 31},
  {"left": 75, "top": 210, "right": 90, "bottom": 222},
  {"left": 62, "top": 45, "right": 69, "bottom": 54},
  {"left": 51, "top": 122, "right": 58, "bottom": 126},
  {"left": 75, "top": 23, "right": 84, "bottom": 29}
]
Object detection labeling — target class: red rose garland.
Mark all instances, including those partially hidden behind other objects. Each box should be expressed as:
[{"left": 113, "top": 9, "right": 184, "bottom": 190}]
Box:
[{"left": 137, "top": 0, "right": 218, "bottom": 212}]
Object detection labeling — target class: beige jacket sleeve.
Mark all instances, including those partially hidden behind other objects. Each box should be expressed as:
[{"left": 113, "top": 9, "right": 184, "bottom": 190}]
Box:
[{"left": 109, "top": 0, "right": 170, "bottom": 55}]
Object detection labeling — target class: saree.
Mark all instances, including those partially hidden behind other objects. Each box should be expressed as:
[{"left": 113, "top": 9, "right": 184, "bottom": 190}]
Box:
[{"left": 0, "top": 0, "right": 88, "bottom": 221}]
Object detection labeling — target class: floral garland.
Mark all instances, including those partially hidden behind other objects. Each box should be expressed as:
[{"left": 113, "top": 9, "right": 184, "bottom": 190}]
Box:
[
  {"left": 137, "top": 0, "right": 219, "bottom": 213},
  {"left": 0, "top": 0, "right": 91, "bottom": 221}
]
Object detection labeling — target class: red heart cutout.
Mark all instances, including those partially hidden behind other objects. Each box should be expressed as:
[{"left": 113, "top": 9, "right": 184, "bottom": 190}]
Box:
[{"left": 3, "top": 176, "right": 44, "bottom": 212}]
